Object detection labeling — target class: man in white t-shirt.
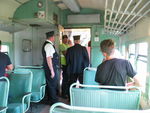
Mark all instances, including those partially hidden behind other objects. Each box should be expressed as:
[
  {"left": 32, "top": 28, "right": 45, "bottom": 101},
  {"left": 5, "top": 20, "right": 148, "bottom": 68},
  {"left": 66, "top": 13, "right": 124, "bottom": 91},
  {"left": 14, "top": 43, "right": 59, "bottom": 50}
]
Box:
[{"left": 42, "top": 31, "right": 59, "bottom": 105}]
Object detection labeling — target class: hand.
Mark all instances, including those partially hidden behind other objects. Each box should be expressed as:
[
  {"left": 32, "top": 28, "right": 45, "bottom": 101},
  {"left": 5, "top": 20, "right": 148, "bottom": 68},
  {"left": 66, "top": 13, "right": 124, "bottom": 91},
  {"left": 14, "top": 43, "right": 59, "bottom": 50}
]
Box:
[
  {"left": 51, "top": 70, "right": 55, "bottom": 78},
  {"left": 60, "top": 70, "right": 63, "bottom": 80},
  {"left": 126, "top": 82, "right": 134, "bottom": 86}
]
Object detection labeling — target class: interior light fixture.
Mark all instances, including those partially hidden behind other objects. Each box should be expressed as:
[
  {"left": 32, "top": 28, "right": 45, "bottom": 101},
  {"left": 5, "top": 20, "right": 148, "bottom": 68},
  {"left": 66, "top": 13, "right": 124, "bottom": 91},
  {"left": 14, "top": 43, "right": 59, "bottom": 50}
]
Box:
[{"left": 62, "top": 0, "right": 80, "bottom": 13}]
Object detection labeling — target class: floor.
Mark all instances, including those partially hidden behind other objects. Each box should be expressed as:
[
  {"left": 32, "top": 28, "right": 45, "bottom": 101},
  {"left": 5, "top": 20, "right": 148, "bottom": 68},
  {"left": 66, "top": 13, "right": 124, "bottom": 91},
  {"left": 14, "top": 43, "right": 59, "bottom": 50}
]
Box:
[{"left": 26, "top": 97, "right": 69, "bottom": 113}]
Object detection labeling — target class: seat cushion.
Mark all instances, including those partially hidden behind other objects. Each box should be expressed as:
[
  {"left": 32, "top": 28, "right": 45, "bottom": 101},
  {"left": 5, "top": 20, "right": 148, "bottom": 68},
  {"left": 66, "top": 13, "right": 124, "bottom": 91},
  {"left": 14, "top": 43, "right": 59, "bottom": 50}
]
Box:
[
  {"left": 7, "top": 103, "right": 27, "bottom": 113},
  {"left": 31, "top": 92, "right": 41, "bottom": 101}
]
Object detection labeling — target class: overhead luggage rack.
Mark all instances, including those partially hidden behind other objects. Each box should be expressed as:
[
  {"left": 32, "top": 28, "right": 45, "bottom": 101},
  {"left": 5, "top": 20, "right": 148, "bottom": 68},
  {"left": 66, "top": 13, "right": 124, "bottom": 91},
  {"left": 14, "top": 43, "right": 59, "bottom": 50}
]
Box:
[{"left": 104, "top": 0, "right": 150, "bottom": 35}]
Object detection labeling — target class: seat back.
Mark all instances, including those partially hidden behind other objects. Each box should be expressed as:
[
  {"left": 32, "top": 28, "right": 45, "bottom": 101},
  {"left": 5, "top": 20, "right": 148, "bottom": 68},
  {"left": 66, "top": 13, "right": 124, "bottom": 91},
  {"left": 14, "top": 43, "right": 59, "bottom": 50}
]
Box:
[
  {"left": 70, "top": 83, "right": 141, "bottom": 110},
  {"left": 0, "top": 77, "right": 9, "bottom": 113},
  {"left": 30, "top": 68, "right": 45, "bottom": 92},
  {"left": 83, "top": 67, "right": 98, "bottom": 85},
  {"left": 15, "top": 66, "right": 46, "bottom": 102},
  {"left": 50, "top": 102, "right": 150, "bottom": 113},
  {"left": 8, "top": 71, "right": 33, "bottom": 103}
]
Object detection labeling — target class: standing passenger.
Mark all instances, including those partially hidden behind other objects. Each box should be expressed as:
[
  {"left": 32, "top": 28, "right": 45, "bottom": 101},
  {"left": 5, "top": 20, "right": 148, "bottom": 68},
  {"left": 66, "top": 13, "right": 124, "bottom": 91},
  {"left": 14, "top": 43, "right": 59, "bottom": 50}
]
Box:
[
  {"left": 42, "top": 31, "right": 59, "bottom": 105},
  {"left": 66, "top": 35, "right": 89, "bottom": 87},
  {"left": 68, "top": 39, "right": 73, "bottom": 47},
  {"left": 95, "top": 39, "right": 140, "bottom": 87},
  {"left": 0, "top": 40, "right": 13, "bottom": 77},
  {"left": 59, "top": 35, "right": 70, "bottom": 98}
]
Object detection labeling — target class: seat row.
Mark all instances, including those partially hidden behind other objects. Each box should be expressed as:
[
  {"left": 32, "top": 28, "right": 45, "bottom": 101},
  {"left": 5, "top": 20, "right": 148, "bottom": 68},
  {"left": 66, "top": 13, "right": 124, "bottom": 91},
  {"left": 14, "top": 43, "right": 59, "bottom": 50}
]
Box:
[
  {"left": 0, "top": 66, "right": 46, "bottom": 113},
  {"left": 50, "top": 83, "right": 142, "bottom": 113},
  {"left": 50, "top": 67, "right": 143, "bottom": 113}
]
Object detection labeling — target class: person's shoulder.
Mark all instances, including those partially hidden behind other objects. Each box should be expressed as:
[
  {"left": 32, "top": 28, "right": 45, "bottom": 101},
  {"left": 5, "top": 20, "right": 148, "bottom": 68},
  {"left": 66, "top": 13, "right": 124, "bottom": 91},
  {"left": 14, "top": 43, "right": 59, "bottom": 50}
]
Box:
[
  {"left": 67, "top": 46, "right": 73, "bottom": 51},
  {"left": 0, "top": 52, "right": 9, "bottom": 58},
  {"left": 113, "top": 58, "right": 129, "bottom": 64},
  {"left": 81, "top": 45, "right": 86, "bottom": 49},
  {"left": 59, "top": 44, "right": 64, "bottom": 48}
]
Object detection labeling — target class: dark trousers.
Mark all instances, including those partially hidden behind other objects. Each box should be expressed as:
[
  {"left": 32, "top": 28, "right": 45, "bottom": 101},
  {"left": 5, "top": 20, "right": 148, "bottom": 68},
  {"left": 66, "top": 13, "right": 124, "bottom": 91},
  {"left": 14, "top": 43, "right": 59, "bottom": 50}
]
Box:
[
  {"left": 67, "top": 73, "right": 83, "bottom": 96},
  {"left": 61, "top": 65, "right": 69, "bottom": 96},
  {"left": 44, "top": 67, "right": 58, "bottom": 105}
]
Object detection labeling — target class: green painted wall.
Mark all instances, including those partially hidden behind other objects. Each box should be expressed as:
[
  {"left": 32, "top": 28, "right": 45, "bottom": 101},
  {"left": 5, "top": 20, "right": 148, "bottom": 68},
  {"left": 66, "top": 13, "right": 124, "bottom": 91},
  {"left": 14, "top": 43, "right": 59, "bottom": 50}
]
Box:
[
  {"left": 13, "top": 0, "right": 61, "bottom": 24},
  {"left": 61, "top": 8, "right": 104, "bottom": 28},
  {"left": 14, "top": 0, "right": 46, "bottom": 19},
  {"left": 91, "top": 25, "right": 119, "bottom": 67}
]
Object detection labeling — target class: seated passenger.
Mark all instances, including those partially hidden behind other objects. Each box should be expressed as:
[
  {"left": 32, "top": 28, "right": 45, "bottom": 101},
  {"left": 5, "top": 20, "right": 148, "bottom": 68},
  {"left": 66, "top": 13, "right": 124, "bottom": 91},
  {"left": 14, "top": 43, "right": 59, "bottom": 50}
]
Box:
[
  {"left": 0, "top": 40, "right": 13, "bottom": 77},
  {"left": 95, "top": 39, "right": 140, "bottom": 87}
]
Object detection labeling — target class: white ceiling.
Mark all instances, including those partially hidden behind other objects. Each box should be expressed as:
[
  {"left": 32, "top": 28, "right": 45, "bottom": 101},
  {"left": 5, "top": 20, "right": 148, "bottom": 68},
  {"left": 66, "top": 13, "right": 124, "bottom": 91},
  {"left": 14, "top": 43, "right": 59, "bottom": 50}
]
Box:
[
  {"left": 0, "top": 0, "right": 150, "bottom": 34},
  {"left": 77, "top": 0, "right": 106, "bottom": 10}
]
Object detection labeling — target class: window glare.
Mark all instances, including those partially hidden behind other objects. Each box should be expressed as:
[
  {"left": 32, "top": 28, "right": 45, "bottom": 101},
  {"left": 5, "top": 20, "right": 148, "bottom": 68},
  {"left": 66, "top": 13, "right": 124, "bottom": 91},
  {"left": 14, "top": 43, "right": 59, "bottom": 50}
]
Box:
[
  {"left": 129, "top": 44, "right": 135, "bottom": 54},
  {"left": 1, "top": 45, "right": 9, "bottom": 53},
  {"left": 138, "top": 42, "right": 148, "bottom": 55}
]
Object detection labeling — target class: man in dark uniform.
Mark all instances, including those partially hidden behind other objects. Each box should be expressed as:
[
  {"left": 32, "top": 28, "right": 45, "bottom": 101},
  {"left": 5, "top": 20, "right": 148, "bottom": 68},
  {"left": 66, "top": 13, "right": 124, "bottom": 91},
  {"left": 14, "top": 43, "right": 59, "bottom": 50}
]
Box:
[
  {"left": 95, "top": 39, "right": 141, "bottom": 87},
  {"left": 0, "top": 40, "right": 13, "bottom": 77},
  {"left": 66, "top": 35, "right": 89, "bottom": 88},
  {"left": 42, "top": 31, "right": 59, "bottom": 105}
]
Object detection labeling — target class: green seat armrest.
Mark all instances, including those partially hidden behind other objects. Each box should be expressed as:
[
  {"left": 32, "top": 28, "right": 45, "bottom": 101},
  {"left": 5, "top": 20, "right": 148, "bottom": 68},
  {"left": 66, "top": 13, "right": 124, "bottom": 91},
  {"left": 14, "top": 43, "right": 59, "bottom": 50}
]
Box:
[
  {"left": 40, "top": 84, "right": 46, "bottom": 99},
  {"left": 41, "top": 84, "right": 46, "bottom": 87},
  {"left": 22, "top": 92, "right": 31, "bottom": 113},
  {"left": 22, "top": 92, "right": 31, "bottom": 103},
  {"left": 0, "top": 106, "right": 7, "bottom": 112}
]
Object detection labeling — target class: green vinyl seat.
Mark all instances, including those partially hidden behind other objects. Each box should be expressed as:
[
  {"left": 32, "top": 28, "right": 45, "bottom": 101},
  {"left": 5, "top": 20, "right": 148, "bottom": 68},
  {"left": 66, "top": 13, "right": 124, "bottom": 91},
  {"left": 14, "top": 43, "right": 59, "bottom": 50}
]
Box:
[
  {"left": 15, "top": 66, "right": 46, "bottom": 102},
  {"left": 7, "top": 70, "right": 33, "bottom": 113},
  {"left": 70, "top": 83, "right": 141, "bottom": 110},
  {"left": 0, "top": 77, "right": 9, "bottom": 113},
  {"left": 50, "top": 102, "right": 150, "bottom": 113},
  {"left": 83, "top": 67, "right": 98, "bottom": 85}
]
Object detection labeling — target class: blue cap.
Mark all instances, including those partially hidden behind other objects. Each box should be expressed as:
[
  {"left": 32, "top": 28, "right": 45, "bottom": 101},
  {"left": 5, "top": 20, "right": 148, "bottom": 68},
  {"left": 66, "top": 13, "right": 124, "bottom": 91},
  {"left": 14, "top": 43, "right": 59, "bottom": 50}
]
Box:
[{"left": 46, "top": 31, "right": 54, "bottom": 38}]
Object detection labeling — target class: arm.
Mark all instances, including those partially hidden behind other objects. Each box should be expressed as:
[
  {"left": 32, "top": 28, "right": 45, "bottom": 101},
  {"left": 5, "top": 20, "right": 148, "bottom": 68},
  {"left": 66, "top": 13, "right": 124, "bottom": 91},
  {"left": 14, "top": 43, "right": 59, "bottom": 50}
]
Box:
[
  {"left": 46, "top": 56, "right": 55, "bottom": 78},
  {"left": 62, "top": 51, "right": 67, "bottom": 56},
  {"left": 133, "top": 75, "right": 141, "bottom": 87},
  {"left": 6, "top": 64, "right": 13, "bottom": 71},
  {"left": 45, "top": 43, "right": 55, "bottom": 78},
  {"left": 83, "top": 47, "right": 90, "bottom": 67},
  {"left": 5, "top": 55, "right": 13, "bottom": 71},
  {"left": 126, "top": 60, "right": 141, "bottom": 87}
]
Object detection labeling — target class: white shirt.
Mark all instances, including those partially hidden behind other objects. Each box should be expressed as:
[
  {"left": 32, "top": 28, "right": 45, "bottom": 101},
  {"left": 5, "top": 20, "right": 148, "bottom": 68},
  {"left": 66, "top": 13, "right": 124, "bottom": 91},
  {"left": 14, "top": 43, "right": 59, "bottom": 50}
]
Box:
[{"left": 44, "top": 40, "right": 55, "bottom": 58}]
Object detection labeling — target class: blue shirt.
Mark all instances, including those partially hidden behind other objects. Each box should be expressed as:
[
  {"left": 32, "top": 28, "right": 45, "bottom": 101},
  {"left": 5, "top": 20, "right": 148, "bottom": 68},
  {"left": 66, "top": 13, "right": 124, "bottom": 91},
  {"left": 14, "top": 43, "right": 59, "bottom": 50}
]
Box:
[{"left": 0, "top": 52, "right": 11, "bottom": 77}]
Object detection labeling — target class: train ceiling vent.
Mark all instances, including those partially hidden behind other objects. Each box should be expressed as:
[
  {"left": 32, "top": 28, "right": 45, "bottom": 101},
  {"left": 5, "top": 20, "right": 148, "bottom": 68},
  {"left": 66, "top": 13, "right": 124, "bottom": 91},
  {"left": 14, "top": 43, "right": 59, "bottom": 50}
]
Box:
[
  {"left": 67, "top": 14, "right": 100, "bottom": 24},
  {"left": 104, "top": 0, "right": 150, "bottom": 36},
  {"left": 29, "top": 24, "right": 41, "bottom": 27}
]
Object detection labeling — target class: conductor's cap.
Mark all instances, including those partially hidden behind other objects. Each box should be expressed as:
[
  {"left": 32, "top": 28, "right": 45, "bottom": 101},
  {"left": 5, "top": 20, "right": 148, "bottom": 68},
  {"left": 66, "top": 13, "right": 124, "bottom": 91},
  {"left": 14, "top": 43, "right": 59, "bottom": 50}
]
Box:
[
  {"left": 46, "top": 31, "right": 54, "bottom": 38},
  {"left": 73, "top": 35, "right": 80, "bottom": 40}
]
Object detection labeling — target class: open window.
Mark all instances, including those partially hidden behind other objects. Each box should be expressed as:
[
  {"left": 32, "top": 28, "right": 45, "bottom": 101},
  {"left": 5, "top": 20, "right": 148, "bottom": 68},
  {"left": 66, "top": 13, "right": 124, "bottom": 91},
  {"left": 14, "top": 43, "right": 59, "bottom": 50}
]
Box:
[
  {"left": 1, "top": 45, "right": 9, "bottom": 55},
  {"left": 128, "top": 44, "right": 136, "bottom": 68},
  {"left": 128, "top": 42, "right": 148, "bottom": 92},
  {"left": 136, "top": 42, "right": 148, "bottom": 92}
]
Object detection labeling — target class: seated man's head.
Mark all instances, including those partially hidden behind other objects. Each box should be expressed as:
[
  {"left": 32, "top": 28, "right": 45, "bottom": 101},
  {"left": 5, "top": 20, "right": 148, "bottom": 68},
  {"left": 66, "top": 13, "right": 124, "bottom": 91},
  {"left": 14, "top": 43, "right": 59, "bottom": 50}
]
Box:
[{"left": 100, "top": 39, "right": 115, "bottom": 57}]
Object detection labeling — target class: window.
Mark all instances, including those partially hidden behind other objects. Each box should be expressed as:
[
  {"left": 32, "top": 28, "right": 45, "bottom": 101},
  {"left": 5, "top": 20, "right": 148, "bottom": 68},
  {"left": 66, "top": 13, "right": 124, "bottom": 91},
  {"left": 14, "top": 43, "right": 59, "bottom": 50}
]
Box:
[
  {"left": 1, "top": 45, "right": 9, "bottom": 54},
  {"left": 137, "top": 43, "right": 148, "bottom": 92},
  {"left": 128, "top": 44, "right": 136, "bottom": 68},
  {"left": 128, "top": 42, "right": 148, "bottom": 92},
  {"left": 64, "top": 28, "right": 91, "bottom": 47}
]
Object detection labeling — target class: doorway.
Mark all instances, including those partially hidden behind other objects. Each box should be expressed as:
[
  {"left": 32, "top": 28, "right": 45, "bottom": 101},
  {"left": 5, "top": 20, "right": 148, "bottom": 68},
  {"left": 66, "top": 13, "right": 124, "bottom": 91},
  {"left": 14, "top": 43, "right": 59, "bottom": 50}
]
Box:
[{"left": 64, "top": 28, "right": 91, "bottom": 47}]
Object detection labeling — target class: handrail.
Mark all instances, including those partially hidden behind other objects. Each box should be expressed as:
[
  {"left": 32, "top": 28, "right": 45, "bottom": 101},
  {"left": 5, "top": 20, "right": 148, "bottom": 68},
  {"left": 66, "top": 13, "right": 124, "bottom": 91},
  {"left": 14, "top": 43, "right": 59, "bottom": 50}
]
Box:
[{"left": 50, "top": 102, "right": 150, "bottom": 113}]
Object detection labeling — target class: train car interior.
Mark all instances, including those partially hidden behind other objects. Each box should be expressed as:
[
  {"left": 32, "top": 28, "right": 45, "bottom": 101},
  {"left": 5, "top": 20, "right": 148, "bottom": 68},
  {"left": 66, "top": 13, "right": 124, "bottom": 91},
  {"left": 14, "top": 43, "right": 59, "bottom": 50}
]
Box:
[{"left": 0, "top": 0, "right": 150, "bottom": 113}]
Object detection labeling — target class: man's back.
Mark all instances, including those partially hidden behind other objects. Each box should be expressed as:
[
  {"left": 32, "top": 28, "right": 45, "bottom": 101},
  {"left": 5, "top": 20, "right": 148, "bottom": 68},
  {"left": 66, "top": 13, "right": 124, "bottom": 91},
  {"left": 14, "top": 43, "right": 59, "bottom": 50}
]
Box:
[
  {"left": 66, "top": 44, "right": 89, "bottom": 74},
  {"left": 95, "top": 58, "right": 136, "bottom": 86}
]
